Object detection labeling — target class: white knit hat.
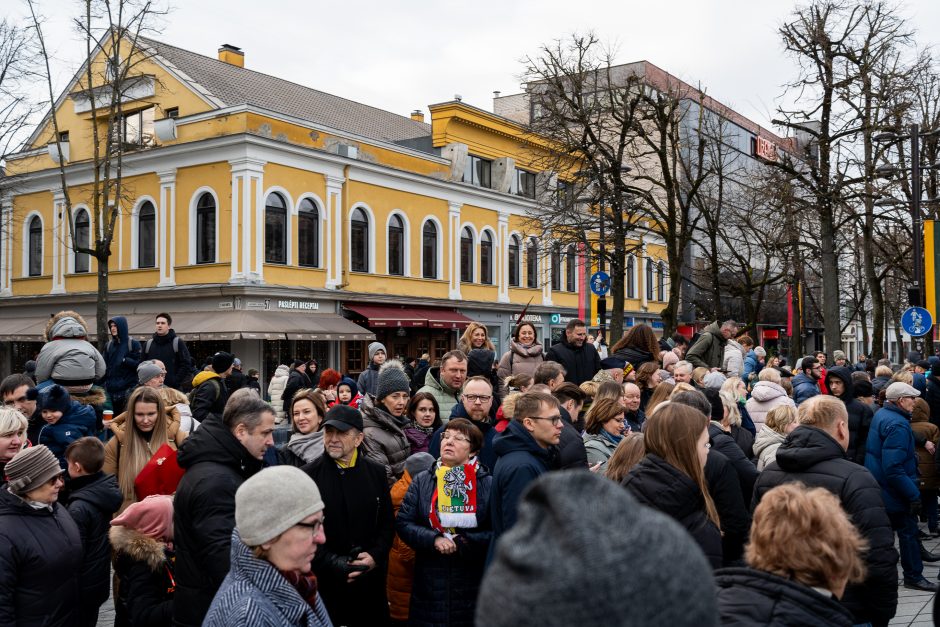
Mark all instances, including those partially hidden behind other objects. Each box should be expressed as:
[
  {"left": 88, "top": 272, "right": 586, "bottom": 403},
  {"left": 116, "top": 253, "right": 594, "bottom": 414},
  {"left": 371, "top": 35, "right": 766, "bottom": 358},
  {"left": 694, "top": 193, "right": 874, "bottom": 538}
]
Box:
[{"left": 235, "top": 466, "right": 324, "bottom": 545}]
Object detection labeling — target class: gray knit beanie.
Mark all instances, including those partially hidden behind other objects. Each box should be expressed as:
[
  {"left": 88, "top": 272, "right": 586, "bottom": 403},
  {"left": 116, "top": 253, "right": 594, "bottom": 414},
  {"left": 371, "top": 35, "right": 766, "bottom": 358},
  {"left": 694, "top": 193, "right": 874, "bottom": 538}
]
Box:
[
  {"left": 404, "top": 452, "right": 435, "bottom": 478},
  {"left": 4, "top": 445, "right": 64, "bottom": 495},
  {"left": 376, "top": 360, "right": 410, "bottom": 401},
  {"left": 368, "top": 342, "right": 387, "bottom": 362},
  {"left": 476, "top": 472, "right": 718, "bottom": 627},
  {"left": 235, "top": 466, "right": 324, "bottom": 546},
  {"left": 702, "top": 371, "right": 727, "bottom": 390},
  {"left": 137, "top": 361, "right": 163, "bottom": 385}
]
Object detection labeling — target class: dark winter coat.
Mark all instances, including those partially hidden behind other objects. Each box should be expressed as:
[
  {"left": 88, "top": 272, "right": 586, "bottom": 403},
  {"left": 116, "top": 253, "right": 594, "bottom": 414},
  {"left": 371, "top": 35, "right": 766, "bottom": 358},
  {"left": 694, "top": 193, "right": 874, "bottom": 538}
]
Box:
[
  {"left": 685, "top": 322, "right": 726, "bottom": 370},
  {"left": 730, "top": 424, "right": 754, "bottom": 460},
  {"left": 359, "top": 394, "right": 411, "bottom": 486},
  {"left": 64, "top": 472, "right": 122, "bottom": 618},
  {"left": 396, "top": 464, "right": 493, "bottom": 627},
  {"left": 142, "top": 329, "right": 195, "bottom": 391},
  {"left": 110, "top": 525, "right": 175, "bottom": 627},
  {"left": 428, "top": 403, "right": 499, "bottom": 472},
  {"left": 912, "top": 400, "right": 940, "bottom": 490},
  {"left": 704, "top": 449, "right": 750, "bottom": 566},
  {"left": 742, "top": 349, "right": 763, "bottom": 383},
  {"left": 707, "top": 422, "right": 757, "bottom": 505},
  {"left": 871, "top": 374, "right": 892, "bottom": 396},
  {"left": 926, "top": 373, "right": 940, "bottom": 429},
  {"left": 225, "top": 369, "right": 246, "bottom": 393},
  {"left": 404, "top": 425, "right": 435, "bottom": 454},
  {"left": 545, "top": 338, "right": 602, "bottom": 386},
  {"left": 622, "top": 453, "right": 723, "bottom": 569},
  {"left": 754, "top": 426, "right": 898, "bottom": 625},
  {"left": 303, "top": 451, "right": 394, "bottom": 627},
  {"left": 357, "top": 362, "right": 380, "bottom": 398},
  {"left": 488, "top": 420, "right": 553, "bottom": 542},
  {"left": 281, "top": 368, "right": 311, "bottom": 415},
  {"left": 172, "top": 415, "right": 265, "bottom": 627},
  {"left": 189, "top": 371, "right": 229, "bottom": 422},
  {"left": 0, "top": 488, "right": 83, "bottom": 627},
  {"left": 865, "top": 402, "right": 921, "bottom": 514},
  {"left": 612, "top": 345, "right": 657, "bottom": 371},
  {"left": 825, "top": 366, "right": 873, "bottom": 464},
  {"left": 791, "top": 373, "right": 820, "bottom": 405},
  {"left": 37, "top": 399, "right": 97, "bottom": 468},
  {"left": 103, "top": 316, "right": 142, "bottom": 403},
  {"left": 715, "top": 567, "right": 853, "bottom": 627},
  {"left": 556, "top": 406, "right": 589, "bottom": 470}
]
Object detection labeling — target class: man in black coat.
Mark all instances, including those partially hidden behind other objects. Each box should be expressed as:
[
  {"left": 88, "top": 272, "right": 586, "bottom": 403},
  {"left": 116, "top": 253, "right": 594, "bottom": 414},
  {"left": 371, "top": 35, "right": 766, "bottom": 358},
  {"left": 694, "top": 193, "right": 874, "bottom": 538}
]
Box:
[
  {"left": 303, "top": 405, "right": 394, "bottom": 627},
  {"left": 172, "top": 389, "right": 275, "bottom": 627},
  {"left": 282, "top": 359, "right": 312, "bottom": 413},
  {"left": 925, "top": 363, "right": 940, "bottom": 429},
  {"left": 545, "top": 319, "right": 601, "bottom": 386},
  {"left": 824, "top": 366, "right": 873, "bottom": 464},
  {"left": 753, "top": 395, "right": 898, "bottom": 627},
  {"left": 189, "top": 351, "right": 234, "bottom": 423},
  {"left": 141, "top": 313, "right": 195, "bottom": 391}
]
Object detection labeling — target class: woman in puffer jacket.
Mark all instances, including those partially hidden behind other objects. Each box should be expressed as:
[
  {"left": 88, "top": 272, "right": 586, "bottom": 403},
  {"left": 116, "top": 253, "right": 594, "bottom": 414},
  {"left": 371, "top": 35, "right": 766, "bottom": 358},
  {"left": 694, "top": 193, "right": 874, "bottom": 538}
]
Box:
[
  {"left": 753, "top": 405, "right": 799, "bottom": 471},
  {"left": 35, "top": 310, "right": 106, "bottom": 393},
  {"left": 361, "top": 360, "right": 413, "bottom": 486},
  {"left": 496, "top": 322, "right": 544, "bottom": 379},
  {"left": 745, "top": 367, "right": 795, "bottom": 429},
  {"left": 267, "top": 364, "right": 290, "bottom": 423}
]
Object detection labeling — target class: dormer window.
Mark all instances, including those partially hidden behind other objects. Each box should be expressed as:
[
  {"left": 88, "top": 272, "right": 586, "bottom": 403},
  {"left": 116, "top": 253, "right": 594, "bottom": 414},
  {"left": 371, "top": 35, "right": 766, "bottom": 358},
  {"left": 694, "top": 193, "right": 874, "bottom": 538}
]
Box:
[
  {"left": 113, "top": 106, "right": 155, "bottom": 148},
  {"left": 462, "top": 155, "right": 492, "bottom": 188}
]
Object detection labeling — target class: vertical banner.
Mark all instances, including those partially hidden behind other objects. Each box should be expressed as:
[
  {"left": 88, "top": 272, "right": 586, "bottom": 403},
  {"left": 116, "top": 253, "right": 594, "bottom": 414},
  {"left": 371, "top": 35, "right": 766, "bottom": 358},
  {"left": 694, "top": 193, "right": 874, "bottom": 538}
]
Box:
[
  {"left": 786, "top": 285, "right": 793, "bottom": 336},
  {"left": 926, "top": 220, "right": 937, "bottom": 324}
]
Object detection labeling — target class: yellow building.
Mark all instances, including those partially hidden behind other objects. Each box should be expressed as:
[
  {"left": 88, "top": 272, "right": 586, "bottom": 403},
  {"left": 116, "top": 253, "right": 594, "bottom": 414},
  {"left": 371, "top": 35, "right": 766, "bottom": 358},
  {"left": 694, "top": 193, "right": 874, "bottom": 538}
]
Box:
[{"left": 0, "top": 37, "right": 669, "bottom": 378}]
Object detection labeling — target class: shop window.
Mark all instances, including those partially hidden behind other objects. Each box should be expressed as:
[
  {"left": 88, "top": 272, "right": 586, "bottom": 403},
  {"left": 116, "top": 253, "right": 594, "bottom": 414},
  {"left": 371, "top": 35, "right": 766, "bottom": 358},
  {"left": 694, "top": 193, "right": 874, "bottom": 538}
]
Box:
[
  {"left": 388, "top": 214, "right": 405, "bottom": 276},
  {"left": 347, "top": 341, "right": 364, "bottom": 374},
  {"left": 433, "top": 337, "right": 450, "bottom": 360},
  {"left": 138, "top": 201, "right": 156, "bottom": 268},
  {"left": 646, "top": 258, "right": 654, "bottom": 300},
  {"left": 196, "top": 193, "right": 216, "bottom": 264},
  {"left": 461, "top": 226, "right": 474, "bottom": 283},
  {"left": 480, "top": 230, "right": 493, "bottom": 285},
  {"left": 27, "top": 216, "right": 42, "bottom": 277},
  {"left": 298, "top": 198, "right": 319, "bottom": 268},
  {"left": 550, "top": 244, "right": 561, "bottom": 291},
  {"left": 422, "top": 220, "right": 438, "bottom": 279},
  {"left": 626, "top": 255, "right": 636, "bottom": 298},
  {"left": 658, "top": 261, "right": 667, "bottom": 301},
  {"left": 73, "top": 209, "right": 90, "bottom": 273},
  {"left": 350, "top": 207, "right": 369, "bottom": 272},
  {"left": 265, "top": 192, "right": 287, "bottom": 264},
  {"left": 566, "top": 245, "right": 577, "bottom": 292},
  {"left": 508, "top": 234, "right": 520, "bottom": 287},
  {"left": 526, "top": 238, "right": 538, "bottom": 288}
]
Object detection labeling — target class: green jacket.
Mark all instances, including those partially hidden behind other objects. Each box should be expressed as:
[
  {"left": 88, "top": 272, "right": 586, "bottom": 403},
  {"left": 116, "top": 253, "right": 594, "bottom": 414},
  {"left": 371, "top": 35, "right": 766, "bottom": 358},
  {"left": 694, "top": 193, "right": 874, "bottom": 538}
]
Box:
[
  {"left": 686, "top": 322, "right": 727, "bottom": 370},
  {"left": 416, "top": 366, "right": 461, "bottom": 420}
]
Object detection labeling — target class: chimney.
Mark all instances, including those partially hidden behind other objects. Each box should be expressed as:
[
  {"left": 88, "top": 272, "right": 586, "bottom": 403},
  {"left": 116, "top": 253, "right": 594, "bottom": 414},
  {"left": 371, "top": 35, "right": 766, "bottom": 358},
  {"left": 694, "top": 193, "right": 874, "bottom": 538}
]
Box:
[
  {"left": 218, "top": 44, "right": 244, "bottom": 68},
  {"left": 410, "top": 109, "right": 425, "bottom": 122}
]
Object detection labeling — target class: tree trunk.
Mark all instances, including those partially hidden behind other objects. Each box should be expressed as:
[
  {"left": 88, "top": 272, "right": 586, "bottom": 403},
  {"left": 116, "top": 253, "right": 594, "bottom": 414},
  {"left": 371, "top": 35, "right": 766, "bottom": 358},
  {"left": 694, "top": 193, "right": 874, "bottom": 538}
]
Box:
[
  {"left": 609, "top": 234, "right": 626, "bottom": 344},
  {"left": 96, "top": 249, "right": 110, "bottom": 353}
]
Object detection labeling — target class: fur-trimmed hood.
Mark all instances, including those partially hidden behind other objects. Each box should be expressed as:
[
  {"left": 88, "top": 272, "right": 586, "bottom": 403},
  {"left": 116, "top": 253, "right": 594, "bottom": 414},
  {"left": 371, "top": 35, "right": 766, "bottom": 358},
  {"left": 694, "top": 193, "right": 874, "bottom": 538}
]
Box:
[
  {"left": 71, "top": 386, "right": 107, "bottom": 407},
  {"left": 109, "top": 525, "right": 169, "bottom": 572},
  {"left": 44, "top": 310, "right": 90, "bottom": 341}
]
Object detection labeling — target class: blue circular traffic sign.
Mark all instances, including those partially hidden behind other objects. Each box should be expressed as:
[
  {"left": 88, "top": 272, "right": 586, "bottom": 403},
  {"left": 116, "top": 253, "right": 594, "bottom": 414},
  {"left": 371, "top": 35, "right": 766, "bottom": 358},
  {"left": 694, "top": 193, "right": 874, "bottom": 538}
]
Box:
[
  {"left": 590, "top": 271, "right": 611, "bottom": 297},
  {"left": 901, "top": 307, "right": 933, "bottom": 337}
]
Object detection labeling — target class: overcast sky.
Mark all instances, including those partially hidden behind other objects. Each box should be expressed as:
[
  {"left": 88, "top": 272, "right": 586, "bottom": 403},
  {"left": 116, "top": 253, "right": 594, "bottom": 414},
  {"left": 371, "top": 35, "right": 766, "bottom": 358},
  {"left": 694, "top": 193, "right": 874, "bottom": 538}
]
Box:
[{"left": 12, "top": 0, "right": 940, "bottom": 138}]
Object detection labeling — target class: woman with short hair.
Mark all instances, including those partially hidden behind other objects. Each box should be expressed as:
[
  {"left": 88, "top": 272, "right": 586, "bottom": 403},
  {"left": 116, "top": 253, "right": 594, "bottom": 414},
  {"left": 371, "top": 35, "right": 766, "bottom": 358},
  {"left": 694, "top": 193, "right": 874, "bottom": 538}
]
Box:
[
  {"left": 753, "top": 405, "right": 799, "bottom": 471},
  {"left": 582, "top": 398, "right": 628, "bottom": 471},
  {"left": 0, "top": 407, "right": 28, "bottom": 478}
]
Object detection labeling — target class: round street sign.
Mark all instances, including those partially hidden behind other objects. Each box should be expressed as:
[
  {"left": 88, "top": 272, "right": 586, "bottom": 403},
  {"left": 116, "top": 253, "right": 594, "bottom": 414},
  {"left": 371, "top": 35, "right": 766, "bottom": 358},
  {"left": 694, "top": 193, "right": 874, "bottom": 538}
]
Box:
[
  {"left": 901, "top": 306, "right": 933, "bottom": 337},
  {"left": 590, "top": 271, "right": 611, "bottom": 297}
]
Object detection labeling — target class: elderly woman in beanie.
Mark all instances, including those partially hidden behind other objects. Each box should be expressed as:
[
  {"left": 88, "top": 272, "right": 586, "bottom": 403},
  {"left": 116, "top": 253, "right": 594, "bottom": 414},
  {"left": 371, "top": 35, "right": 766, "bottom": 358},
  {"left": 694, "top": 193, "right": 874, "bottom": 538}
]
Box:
[
  {"left": 357, "top": 342, "right": 387, "bottom": 397},
  {"left": 397, "top": 418, "right": 493, "bottom": 626},
  {"left": 110, "top": 494, "right": 176, "bottom": 627},
  {"left": 360, "top": 360, "right": 412, "bottom": 486},
  {"left": 203, "top": 466, "right": 331, "bottom": 627},
  {"left": 0, "top": 407, "right": 29, "bottom": 478},
  {"left": 0, "top": 445, "right": 83, "bottom": 626},
  {"left": 277, "top": 389, "right": 327, "bottom": 467}
]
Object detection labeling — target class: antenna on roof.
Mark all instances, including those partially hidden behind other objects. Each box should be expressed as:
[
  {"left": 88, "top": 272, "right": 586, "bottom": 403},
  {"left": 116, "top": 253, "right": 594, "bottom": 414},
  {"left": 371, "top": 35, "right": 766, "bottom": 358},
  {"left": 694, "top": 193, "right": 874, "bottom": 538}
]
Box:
[{"left": 454, "top": 94, "right": 463, "bottom": 102}]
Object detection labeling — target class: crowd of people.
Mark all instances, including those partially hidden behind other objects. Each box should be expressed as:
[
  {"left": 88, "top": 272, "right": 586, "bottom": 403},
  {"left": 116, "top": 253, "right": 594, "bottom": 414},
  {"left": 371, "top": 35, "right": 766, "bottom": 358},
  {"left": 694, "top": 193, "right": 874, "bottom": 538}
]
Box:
[{"left": 2, "top": 310, "right": 940, "bottom": 626}]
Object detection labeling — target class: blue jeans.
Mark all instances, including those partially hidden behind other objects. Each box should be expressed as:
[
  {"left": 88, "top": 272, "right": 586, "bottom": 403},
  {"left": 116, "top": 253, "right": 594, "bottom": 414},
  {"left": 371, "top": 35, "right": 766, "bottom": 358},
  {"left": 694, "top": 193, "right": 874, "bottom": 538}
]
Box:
[{"left": 889, "top": 510, "right": 924, "bottom": 581}]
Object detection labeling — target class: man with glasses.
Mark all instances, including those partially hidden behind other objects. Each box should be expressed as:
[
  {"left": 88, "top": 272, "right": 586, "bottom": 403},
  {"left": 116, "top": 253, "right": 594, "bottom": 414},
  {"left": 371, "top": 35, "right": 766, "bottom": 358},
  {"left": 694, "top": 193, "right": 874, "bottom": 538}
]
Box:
[
  {"left": 428, "top": 376, "right": 499, "bottom": 471},
  {"left": 489, "top": 391, "right": 563, "bottom": 553},
  {"left": 303, "top": 404, "right": 394, "bottom": 627},
  {"left": 792, "top": 355, "right": 822, "bottom": 406},
  {"left": 865, "top": 382, "right": 936, "bottom": 591}
]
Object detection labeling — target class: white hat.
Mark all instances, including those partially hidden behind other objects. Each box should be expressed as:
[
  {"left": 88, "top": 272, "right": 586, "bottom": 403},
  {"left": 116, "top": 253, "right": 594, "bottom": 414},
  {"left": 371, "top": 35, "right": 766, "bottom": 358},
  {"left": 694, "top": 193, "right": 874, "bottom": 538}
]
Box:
[{"left": 885, "top": 382, "right": 920, "bottom": 401}]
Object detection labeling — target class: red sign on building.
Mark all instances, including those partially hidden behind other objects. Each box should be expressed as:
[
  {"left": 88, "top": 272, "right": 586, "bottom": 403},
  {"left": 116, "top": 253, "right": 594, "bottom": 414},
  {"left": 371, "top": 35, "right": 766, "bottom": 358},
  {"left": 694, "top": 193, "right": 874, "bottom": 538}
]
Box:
[{"left": 754, "top": 136, "right": 778, "bottom": 162}]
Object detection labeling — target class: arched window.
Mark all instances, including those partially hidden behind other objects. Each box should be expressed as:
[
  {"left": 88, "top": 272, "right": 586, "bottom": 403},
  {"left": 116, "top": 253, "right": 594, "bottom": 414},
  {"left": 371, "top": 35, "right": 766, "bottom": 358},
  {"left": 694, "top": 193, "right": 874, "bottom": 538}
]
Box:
[
  {"left": 658, "top": 261, "right": 666, "bottom": 301},
  {"left": 196, "top": 193, "right": 216, "bottom": 264},
  {"left": 422, "top": 221, "right": 438, "bottom": 279},
  {"left": 265, "top": 192, "right": 287, "bottom": 264},
  {"left": 28, "top": 216, "right": 42, "bottom": 276},
  {"left": 138, "top": 202, "right": 155, "bottom": 268},
  {"left": 298, "top": 198, "right": 319, "bottom": 268},
  {"left": 460, "top": 226, "right": 474, "bottom": 283},
  {"left": 550, "top": 244, "right": 561, "bottom": 291},
  {"left": 566, "top": 245, "right": 577, "bottom": 292},
  {"left": 526, "top": 238, "right": 538, "bottom": 288},
  {"left": 646, "top": 257, "right": 654, "bottom": 300},
  {"left": 388, "top": 214, "right": 404, "bottom": 276},
  {"left": 480, "top": 230, "right": 493, "bottom": 285},
  {"left": 350, "top": 207, "right": 369, "bottom": 272},
  {"left": 73, "top": 209, "right": 90, "bottom": 273},
  {"left": 626, "top": 255, "right": 635, "bottom": 298},
  {"left": 508, "top": 235, "right": 520, "bottom": 287}
]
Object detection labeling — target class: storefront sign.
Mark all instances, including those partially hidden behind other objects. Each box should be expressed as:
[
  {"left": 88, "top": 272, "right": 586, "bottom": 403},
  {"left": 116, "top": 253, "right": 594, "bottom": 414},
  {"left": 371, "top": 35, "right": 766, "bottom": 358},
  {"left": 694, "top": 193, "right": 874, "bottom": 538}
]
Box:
[
  {"left": 218, "top": 301, "right": 234, "bottom": 310},
  {"left": 519, "top": 314, "right": 543, "bottom": 323},
  {"left": 551, "top": 313, "right": 600, "bottom": 326},
  {"left": 246, "top": 300, "right": 271, "bottom": 311},
  {"left": 278, "top": 300, "right": 320, "bottom": 311},
  {"left": 754, "top": 136, "right": 778, "bottom": 162}
]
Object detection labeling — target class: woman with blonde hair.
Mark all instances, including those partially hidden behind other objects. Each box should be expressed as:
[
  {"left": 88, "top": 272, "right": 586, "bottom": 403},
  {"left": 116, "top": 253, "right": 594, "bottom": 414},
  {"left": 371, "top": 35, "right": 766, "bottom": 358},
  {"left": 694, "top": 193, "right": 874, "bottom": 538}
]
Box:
[
  {"left": 717, "top": 390, "right": 754, "bottom": 459},
  {"left": 605, "top": 432, "right": 645, "bottom": 483},
  {"left": 692, "top": 367, "right": 709, "bottom": 388},
  {"left": 745, "top": 366, "right": 796, "bottom": 429},
  {"left": 582, "top": 398, "right": 627, "bottom": 471},
  {"left": 716, "top": 482, "right": 865, "bottom": 626},
  {"left": 0, "top": 407, "right": 29, "bottom": 478},
  {"left": 753, "top": 405, "right": 799, "bottom": 471},
  {"left": 160, "top": 386, "right": 199, "bottom": 433},
  {"left": 645, "top": 381, "right": 674, "bottom": 417},
  {"left": 622, "top": 403, "right": 722, "bottom": 568},
  {"left": 458, "top": 322, "right": 495, "bottom": 355},
  {"left": 104, "top": 386, "right": 187, "bottom": 513}
]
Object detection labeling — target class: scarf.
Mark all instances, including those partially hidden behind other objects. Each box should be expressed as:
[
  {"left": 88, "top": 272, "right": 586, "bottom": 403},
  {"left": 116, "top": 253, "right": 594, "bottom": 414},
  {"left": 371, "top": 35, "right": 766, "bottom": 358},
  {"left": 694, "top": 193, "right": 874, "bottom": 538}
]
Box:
[
  {"left": 336, "top": 449, "right": 358, "bottom": 469},
  {"left": 287, "top": 431, "right": 324, "bottom": 464},
  {"left": 600, "top": 429, "right": 623, "bottom": 446},
  {"left": 429, "top": 458, "right": 479, "bottom": 533},
  {"left": 411, "top": 421, "right": 435, "bottom": 436},
  {"left": 279, "top": 568, "right": 319, "bottom": 606}
]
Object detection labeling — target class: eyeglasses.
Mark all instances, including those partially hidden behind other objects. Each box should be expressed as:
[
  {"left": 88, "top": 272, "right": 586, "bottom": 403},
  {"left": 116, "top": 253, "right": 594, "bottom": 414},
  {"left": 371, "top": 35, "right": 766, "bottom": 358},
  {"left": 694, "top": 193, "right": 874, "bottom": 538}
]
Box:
[
  {"left": 295, "top": 518, "right": 325, "bottom": 536},
  {"left": 46, "top": 474, "right": 65, "bottom": 487},
  {"left": 440, "top": 433, "right": 470, "bottom": 443},
  {"left": 463, "top": 394, "right": 492, "bottom": 404},
  {"left": 528, "top": 414, "right": 563, "bottom": 426}
]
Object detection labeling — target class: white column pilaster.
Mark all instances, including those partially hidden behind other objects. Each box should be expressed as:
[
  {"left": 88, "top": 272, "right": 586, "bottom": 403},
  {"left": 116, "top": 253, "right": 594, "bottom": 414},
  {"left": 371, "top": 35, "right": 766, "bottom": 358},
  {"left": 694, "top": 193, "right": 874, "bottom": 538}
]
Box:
[
  {"left": 542, "top": 239, "right": 553, "bottom": 306},
  {"left": 448, "top": 202, "right": 462, "bottom": 300},
  {"left": 497, "top": 211, "right": 509, "bottom": 303},
  {"left": 325, "top": 175, "right": 345, "bottom": 289},
  {"left": 228, "top": 158, "right": 266, "bottom": 284},
  {"left": 0, "top": 196, "right": 11, "bottom": 296},
  {"left": 640, "top": 241, "right": 649, "bottom": 310},
  {"left": 51, "top": 192, "right": 66, "bottom": 294},
  {"left": 157, "top": 169, "right": 177, "bottom": 286}
]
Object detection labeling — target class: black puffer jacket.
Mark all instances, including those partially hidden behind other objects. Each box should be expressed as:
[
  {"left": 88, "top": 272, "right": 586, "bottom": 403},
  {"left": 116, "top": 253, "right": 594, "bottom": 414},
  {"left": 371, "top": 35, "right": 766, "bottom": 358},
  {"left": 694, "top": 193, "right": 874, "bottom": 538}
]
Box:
[
  {"left": 545, "top": 338, "right": 601, "bottom": 386},
  {"left": 704, "top": 449, "right": 750, "bottom": 566},
  {"left": 110, "top": 525, "right": 175, "bottom": 627},
  {"left": 64, "top": 472, "right": 122, "bottom": 615},
  {"left": 926, "top": 373, "right": 940, "bottom": 429},
  {"left": 396, "top": 463, "right": 493, "bottom": 627},
  {"left": 142, "top": 329, "right": 194, "bottom": 391},
  {"left": 612, "top": 345, "right": 657, "bottom": 371},
  {"left": 825, "top": 366, "right": 873, "bottom": 464},
  {"left": 752, "top": 426, "right": 898, "bottom": 626},
  {"left": 0, "top": 488, "right": 83, "bottom": 627},
  {"left": 622, "top": 454, "right": 722, "bottom": 569},
  {"left": 708, "top": 422, "right": 758, "bottom": 505},
  {"left": 172, "top": 416, "right": 264, "bottom": 627},
  {"left": 715, "top": 567, "right": 853, "bottom": 626},
  {"left": 282, "top": 368, "right": 311, "bottom": 413}
]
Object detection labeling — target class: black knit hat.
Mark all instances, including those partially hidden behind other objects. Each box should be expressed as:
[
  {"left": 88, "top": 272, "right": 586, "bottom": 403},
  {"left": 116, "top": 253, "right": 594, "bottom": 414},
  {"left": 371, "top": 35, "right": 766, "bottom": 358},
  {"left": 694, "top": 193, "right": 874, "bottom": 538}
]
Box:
[
  {"left": 39, "top": 385, "right": 71, "bottom": 414},
  {"left": 212, "top": 351, "right": 235, "bottom": 373}
]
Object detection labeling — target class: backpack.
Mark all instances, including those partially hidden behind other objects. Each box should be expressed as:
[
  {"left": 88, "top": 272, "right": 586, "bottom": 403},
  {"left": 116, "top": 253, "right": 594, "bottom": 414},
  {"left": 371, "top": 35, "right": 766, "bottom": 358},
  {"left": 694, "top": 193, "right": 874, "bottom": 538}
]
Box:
[
  {"left": 145, "top": 336, "right": 181, "bottom": 355},
  {"left": 187, "top": 377, "right": 221, "bottom": 404}
]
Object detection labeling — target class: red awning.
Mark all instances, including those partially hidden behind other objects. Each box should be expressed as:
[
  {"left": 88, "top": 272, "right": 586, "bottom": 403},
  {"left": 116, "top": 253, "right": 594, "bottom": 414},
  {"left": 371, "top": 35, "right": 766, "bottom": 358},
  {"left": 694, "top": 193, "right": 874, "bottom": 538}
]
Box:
[{"left": 344, "top": 304, "right": 473, "bottom": 329}]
